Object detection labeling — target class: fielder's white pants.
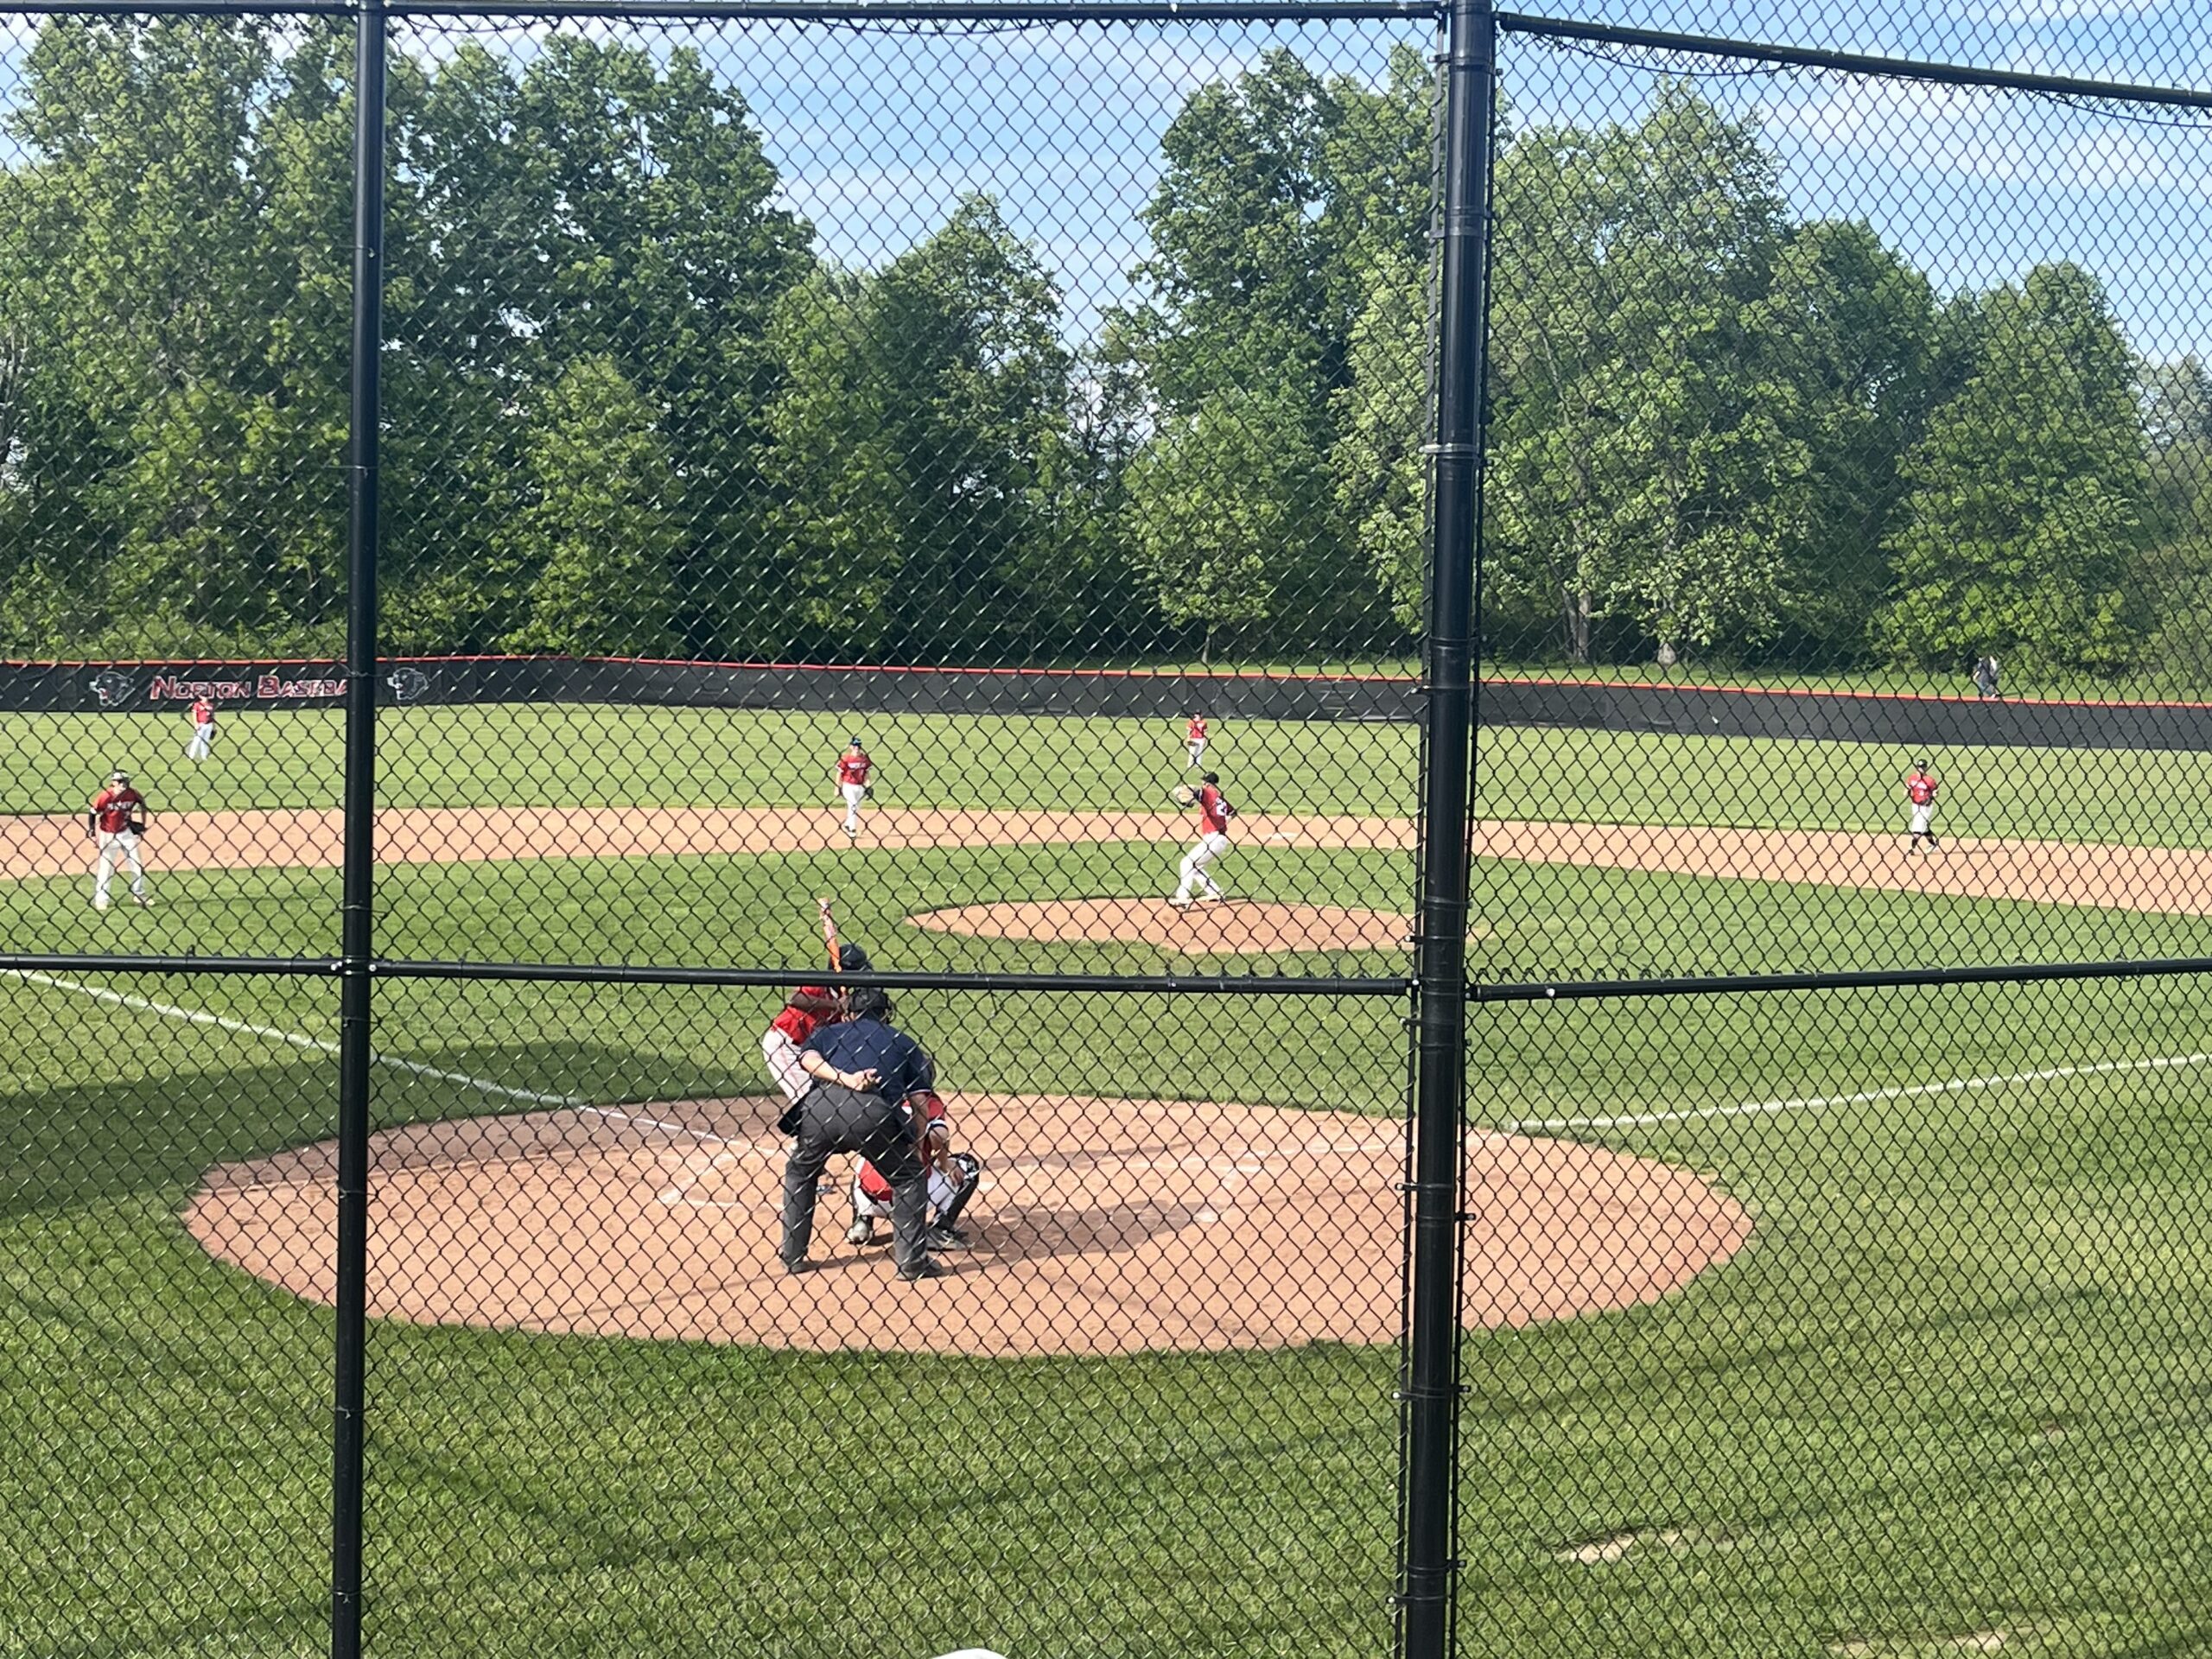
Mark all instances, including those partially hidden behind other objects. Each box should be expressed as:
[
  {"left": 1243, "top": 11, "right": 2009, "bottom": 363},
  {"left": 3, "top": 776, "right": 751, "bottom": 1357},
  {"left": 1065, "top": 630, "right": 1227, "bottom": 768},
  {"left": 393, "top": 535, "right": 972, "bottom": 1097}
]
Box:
[
  {"left": 1175, "top": 830, "right": 1230, "bottom": 901},
  {"left": 1186, "top": 741, "right": 1205, "bottom": 768},
  {"left": 841, "top": 782, "right": 867, "bottom": 832},
  {"left": 1910, "top": 804, "right": 1934, "bottom": 836},
  {"left": 761, "top": 1029, "right": 810, "bottom": 1105},
  {"left": 186, "top": 721, "right": 214, "bottom": 760},
  {"left": 93, "top": 830, "right": 145, "bottom": 906}
]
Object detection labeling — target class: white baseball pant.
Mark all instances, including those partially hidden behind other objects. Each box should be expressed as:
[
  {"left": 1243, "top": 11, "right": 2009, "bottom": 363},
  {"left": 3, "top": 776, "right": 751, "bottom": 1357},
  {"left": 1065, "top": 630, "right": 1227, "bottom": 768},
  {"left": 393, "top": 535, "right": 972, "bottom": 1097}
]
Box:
[
  {"left": 93, "top": 830, "right": 146, "bottom": 907},
  {"left": 186, "top": 721, "right": 215, "bottom": 760},
  {"left": 1174, "top": 830, "right": 1230, "bottom": 902},
  {"left": 841, "top": 782, "right": 867, "bottom": 833},
  {"left": 761, "top": 1029, "right": 810, "bottom": 1105}
]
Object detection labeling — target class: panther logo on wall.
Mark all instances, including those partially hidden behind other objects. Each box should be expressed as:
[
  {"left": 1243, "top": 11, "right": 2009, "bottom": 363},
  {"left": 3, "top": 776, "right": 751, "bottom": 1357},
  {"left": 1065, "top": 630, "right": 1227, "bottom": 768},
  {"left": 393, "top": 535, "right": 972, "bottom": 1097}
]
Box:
[
  {"left": 385, "top": 666, "right": 430, "bottom": 704},
  {"left": 89, "top": 670, "right": 135, "bottom": 709}
]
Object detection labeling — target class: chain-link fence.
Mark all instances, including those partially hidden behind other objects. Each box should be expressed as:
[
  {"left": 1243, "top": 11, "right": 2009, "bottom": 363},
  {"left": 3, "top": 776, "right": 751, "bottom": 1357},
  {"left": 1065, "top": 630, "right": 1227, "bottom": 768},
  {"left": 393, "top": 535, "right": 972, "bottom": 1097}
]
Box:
[{"left": 6, "top": 0, "right": 2212, "bottom": 1656}]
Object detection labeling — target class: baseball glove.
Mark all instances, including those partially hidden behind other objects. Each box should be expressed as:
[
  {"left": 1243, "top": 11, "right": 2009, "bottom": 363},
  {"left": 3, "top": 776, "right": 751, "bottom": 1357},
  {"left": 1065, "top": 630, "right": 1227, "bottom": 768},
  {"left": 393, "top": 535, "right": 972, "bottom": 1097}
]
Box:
[
  {"left": 1171, "top": 784, "right": 1198, "bottom": 807},
  {"left": 127, "top": 816, "right": 148, "bottom": 836}
]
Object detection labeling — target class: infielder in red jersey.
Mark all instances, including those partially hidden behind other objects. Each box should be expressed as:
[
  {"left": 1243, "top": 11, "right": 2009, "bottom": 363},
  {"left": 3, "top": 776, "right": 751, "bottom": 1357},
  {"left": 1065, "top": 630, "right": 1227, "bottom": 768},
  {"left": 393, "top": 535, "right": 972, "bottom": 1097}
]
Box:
[
  {"left": 86, "top": 769, "right": 150, "bottom": 910},
  {"left": 1171, "top": 772, "right": 1234, "bottom": 906},
  {"left": 836, "top": 737, "right": 873, "bottom": 839},
  {"left": 1904, "top": 761, "right": 1940, "bottom": 854},
  {"left": 848, "top": 1088, "right": 982, "bottom": 1250},
  {"left": 1185, "top": 713, "right": 1208, "bottom": 769},
  {"left": 186, "top": 696, "right": 216, "bottom": 762}
]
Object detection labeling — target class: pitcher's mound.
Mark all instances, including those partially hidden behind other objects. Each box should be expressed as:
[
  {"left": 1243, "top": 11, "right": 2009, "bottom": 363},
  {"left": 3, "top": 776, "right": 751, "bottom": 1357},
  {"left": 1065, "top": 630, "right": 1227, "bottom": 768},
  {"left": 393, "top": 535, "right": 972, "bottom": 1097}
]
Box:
[{"left": 912, "top": 898, "right": 1411, "bottom": 954}]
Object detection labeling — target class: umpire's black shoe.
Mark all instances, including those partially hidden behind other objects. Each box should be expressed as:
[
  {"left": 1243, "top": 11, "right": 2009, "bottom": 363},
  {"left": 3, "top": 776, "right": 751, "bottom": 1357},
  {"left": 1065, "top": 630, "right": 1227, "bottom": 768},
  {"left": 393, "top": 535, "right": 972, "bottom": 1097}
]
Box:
[
  {"left": 781, "top": 1255, "right": 820, "bottom": 1275},
  {"left": 896, "top": 1256, "right": 946, "bottom": 1281},
  {"left": 925, "top": 1226, "right": 972, "bottom": 1251}
]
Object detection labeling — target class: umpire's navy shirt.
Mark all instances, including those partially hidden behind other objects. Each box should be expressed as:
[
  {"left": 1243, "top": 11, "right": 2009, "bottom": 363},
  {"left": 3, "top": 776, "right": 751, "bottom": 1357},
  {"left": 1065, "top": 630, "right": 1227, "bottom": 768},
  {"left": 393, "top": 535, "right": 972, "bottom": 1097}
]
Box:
[{"left": 802, "top": 1018, "right": 934, "bottom": 1105}]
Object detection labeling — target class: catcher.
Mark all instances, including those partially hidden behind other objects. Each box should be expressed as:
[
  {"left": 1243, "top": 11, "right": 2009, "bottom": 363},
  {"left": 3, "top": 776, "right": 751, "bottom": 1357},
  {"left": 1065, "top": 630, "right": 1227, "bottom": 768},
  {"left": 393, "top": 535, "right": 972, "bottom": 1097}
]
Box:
[
  {"left": 87, "top": 769, "right": 150, "bottom": 910},
  {"left": 847, "top": 1085, "right": 982, "bottom": 1251}
]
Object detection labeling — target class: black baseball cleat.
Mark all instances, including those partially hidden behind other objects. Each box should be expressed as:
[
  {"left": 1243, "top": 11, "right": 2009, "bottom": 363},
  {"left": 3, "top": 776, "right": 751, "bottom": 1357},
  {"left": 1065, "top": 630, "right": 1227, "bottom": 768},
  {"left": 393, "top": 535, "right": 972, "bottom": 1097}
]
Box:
[
  {"left": 924, "top": 1226, "right": 971, "bottom": 1251},
  {"left": 896, "top": 1256, "right": 946, "bottom": 1281}
]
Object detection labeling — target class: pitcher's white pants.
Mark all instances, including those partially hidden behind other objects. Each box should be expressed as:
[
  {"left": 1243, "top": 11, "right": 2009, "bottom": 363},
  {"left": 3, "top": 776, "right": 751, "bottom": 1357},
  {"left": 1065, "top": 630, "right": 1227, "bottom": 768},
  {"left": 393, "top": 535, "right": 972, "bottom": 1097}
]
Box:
[{"left": 1174, "top": 831, "right": 1230, "bottom": 902}]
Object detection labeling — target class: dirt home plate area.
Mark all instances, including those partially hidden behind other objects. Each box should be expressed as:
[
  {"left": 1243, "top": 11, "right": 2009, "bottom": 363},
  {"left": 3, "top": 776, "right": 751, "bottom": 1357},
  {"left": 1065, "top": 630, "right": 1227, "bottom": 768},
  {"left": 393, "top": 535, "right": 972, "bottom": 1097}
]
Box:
[
  {"left": 184, "top": 1095, "right": 1753, "bottom": 1356},
  {"left": 38, "top": 804, "right": 2199, "bottom": 1354}
]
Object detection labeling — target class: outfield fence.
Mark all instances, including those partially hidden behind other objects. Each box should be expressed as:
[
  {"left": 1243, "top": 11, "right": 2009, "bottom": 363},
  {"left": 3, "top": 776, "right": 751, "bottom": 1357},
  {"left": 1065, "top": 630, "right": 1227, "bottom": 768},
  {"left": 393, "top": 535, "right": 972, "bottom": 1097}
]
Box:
[{"left": 5, "top": 0, "right": 2212, "bottom": 1657}]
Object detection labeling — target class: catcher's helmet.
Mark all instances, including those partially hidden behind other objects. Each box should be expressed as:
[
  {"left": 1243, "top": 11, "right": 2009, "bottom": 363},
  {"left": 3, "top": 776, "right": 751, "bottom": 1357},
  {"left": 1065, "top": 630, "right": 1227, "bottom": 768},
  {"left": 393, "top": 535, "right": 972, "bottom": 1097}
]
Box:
[{"left": 838, "top": 942, "right": 871, "bottom": 972}]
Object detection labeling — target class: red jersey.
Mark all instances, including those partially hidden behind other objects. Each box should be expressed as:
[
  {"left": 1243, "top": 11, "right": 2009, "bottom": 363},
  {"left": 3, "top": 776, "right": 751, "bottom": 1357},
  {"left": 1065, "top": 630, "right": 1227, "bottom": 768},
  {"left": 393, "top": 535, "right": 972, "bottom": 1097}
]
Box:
[
  {"left": 770, "top": 986, "right": 835, "bottom": 1046},
  {"left": 858, "top": 1091, "right": 947, "bottom": 1204},
  {"left": 837, "top": 750, "right": 872, "bottom": 786},
  {"left": 1186, "top": 716, "right": 1206, "bottom": 743},
  {"left": 91, "top": 785, "right": 145, "bottom": 834},
  {"left": 1198, "top": 784, "right": 1232, "bottom": 836},
  {"left": 190, "top": 698, "right": 214, "bottom": 727},
  {"left": 1905, "top": 772, "right": 1938, "bottom": 806}
]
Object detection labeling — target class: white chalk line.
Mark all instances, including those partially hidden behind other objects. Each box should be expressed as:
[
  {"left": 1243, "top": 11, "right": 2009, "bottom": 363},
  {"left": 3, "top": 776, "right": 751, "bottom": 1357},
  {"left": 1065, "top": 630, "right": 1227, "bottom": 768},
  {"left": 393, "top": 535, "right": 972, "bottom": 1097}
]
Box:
[
  {"left": 1510, "top": 1049, "right": 2212, "bottom": 1133},
  {"left": 3, "top": 969, "right": 581, "bottom": 1106}
]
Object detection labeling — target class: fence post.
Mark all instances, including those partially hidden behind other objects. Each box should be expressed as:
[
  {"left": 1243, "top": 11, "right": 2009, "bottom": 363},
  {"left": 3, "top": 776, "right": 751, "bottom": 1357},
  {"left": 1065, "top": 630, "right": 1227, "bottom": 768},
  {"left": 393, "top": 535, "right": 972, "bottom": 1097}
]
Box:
[
  {"left": 333, "top": 0, "right": 386, "bottom": 1655},
  {"left": 1399, "top": 0, "right": 1494, "bottom": 1651}
]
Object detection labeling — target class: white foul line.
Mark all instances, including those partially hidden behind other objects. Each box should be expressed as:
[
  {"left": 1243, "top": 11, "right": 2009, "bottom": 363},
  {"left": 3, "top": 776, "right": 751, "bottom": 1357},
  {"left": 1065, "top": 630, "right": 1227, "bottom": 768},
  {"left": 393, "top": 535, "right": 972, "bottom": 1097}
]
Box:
[
  {"left": 1511, "top": 1049, "right": 2212, "bottom": 1134},
  {"left": 3, "top": 968, "right": 582, "bottom": 1107}
]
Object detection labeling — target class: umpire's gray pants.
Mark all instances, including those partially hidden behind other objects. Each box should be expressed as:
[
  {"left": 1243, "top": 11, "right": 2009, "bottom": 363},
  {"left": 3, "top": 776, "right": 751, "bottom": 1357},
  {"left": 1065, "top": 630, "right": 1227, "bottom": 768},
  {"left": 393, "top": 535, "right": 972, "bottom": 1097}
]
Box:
[{"left": 780, "top": 1084, "right": 928, "bottom": 1274}]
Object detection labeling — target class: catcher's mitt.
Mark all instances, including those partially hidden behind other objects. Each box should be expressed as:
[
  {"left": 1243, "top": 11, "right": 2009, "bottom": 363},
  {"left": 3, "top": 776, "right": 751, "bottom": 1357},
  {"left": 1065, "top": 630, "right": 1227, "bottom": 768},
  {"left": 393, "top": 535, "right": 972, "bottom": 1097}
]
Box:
[{"left": 1171, "top": 784, "right": 1198, "bottom": 807}]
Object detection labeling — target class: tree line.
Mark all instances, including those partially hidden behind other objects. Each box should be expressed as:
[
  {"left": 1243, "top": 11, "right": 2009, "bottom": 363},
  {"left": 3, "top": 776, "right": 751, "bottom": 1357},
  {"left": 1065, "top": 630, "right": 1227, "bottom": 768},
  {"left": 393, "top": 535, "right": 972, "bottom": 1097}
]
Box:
[{"left": 0, "top": 21, "right": 2202, "bottom": 681}]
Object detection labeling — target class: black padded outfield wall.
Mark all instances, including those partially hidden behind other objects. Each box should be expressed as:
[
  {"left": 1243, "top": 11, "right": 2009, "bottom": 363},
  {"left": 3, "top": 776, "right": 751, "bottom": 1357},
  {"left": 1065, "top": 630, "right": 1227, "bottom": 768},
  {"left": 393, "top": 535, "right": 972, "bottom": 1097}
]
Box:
[
  {"left": 18, "top": 658, "right": 2212, "bottom": 751},
  {"left": 1, "top": 657, "right": 1424, "bottom": 722}
]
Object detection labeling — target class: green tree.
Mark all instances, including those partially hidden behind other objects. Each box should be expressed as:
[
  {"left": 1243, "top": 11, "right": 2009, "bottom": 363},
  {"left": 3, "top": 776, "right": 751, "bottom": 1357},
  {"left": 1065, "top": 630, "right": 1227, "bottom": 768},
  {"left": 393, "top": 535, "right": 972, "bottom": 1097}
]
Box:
[
  {"left": 1751, "top": 219, "right": 1938, "bottom": 664},
  {"left": 500, "top": 357, "right": 678, "bottom": 658},
  {"left": 1487, "top": 85, "right": 1806, "bottom": 664},
  {"left": 1127, "top": 327, "right": 1325, "bottom": 664},
  {"left": 1880, "top": 262, "right": 2150, "bottom": 672}
]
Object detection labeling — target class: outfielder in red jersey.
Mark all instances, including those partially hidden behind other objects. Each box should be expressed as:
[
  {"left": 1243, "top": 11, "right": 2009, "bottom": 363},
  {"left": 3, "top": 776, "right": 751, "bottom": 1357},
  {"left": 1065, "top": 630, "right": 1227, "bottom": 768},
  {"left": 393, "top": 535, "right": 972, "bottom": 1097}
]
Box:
[
  {"left": 1904, "top": 761, "right": 1941, "bottom": 854},
  {"left": 1171, "top": 772, "right": 1235, "bottom": 906},
  {"left": 836, "top": 737, "right": 873, "bottom": 839},
  {"left": 848, "top": 1089, "right": 982, "bottom": 1250},
  {"left": 186, "top": 697, "right": 216, "bottom": 762},
  {"left": 1185, "top": 713, "right": 1209, "bottom": 769},
  {"left": 86, "top": 769, "right": 150, "bottom": 910}
]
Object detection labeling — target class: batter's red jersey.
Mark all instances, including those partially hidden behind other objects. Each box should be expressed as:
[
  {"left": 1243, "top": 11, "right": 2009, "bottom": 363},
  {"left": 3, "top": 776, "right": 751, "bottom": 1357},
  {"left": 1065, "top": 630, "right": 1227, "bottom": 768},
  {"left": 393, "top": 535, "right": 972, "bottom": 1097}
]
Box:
[
  {"left": 858, "top": 1091, "right": 948, "bottom": 1204},
  {"left": 190, "top": 698, "right": 214, "bottom": 726},
  {"left": 837, "top": 751, "right": 872, "bottom": 786},
  {"left": 1906, "top": 772, "right": 1937, "bottom": 805},
  {"left": 771, "top": 987, "right": 835, "bottom": 1046},
  {"left": 91, "top": 785, "right": 144, "bottom": 833},
  {"left": 1198, "top": 785, "right": 1231, "bottom": 836}
]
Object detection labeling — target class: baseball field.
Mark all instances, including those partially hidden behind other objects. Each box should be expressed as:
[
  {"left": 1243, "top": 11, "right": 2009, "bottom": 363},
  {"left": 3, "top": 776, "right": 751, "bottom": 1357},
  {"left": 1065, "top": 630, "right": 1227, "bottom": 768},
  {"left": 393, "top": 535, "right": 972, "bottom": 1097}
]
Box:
[{"left": 10, "top": 702, "right": 2212, "bottom": 1656}]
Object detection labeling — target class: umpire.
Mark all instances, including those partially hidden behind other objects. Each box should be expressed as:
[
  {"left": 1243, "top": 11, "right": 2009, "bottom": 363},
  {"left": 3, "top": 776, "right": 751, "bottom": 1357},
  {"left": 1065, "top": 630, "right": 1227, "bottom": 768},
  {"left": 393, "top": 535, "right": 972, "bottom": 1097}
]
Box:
[{"left": 783, "top": 987, "right": 943, "bottom": 1281}]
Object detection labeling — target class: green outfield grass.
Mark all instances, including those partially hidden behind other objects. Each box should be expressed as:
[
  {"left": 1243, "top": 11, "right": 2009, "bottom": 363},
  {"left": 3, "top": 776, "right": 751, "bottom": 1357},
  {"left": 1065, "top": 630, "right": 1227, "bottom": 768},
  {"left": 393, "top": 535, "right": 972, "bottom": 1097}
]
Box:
[{"left": 8, "top": 704, "right": 2212, "bottom": 1656}]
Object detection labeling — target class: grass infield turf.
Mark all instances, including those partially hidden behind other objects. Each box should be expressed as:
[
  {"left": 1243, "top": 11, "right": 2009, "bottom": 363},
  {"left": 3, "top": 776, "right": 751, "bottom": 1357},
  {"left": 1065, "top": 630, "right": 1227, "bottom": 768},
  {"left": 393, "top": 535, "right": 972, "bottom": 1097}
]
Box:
[{"left": 7, "top": 708, "right": 2212, "bottom": 1655}]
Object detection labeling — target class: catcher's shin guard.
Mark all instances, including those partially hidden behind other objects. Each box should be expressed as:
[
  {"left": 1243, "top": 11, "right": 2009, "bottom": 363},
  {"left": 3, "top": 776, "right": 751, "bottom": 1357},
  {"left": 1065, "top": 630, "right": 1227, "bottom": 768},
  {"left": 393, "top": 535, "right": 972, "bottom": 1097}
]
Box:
[{"left": 934, "top": 1153, "right": 982, "bottom": 1230}]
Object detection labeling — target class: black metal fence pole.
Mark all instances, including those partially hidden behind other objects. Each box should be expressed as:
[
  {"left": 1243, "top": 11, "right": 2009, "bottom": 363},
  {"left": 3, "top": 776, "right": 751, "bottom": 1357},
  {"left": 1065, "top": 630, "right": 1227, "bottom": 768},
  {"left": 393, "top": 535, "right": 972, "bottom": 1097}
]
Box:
[
  {"left": 333, "top": 0, "right": 386, "bottom": 1654},
  {"left": 1399, "top": 0, "right": 1493, "bottom": 1651}
]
